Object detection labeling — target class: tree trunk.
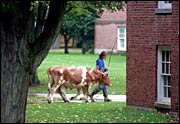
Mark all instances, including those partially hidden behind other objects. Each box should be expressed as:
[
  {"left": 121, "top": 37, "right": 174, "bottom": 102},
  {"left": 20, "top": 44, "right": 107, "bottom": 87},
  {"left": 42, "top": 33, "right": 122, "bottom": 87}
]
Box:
[
  {"left": 1, "top": 21, "right": 31, "bottom": 123},
  {"left": 72, "top": 37, "right": 75, "bottom": 48},
  {"left": 1, "top": 1, "right": 67, "bottom": 123},
  {"left": 29, "top": 70, "right": 40, "bottom": 86},
  {"left": 64, "top": 34, "right": 69, "bottom": 54}
]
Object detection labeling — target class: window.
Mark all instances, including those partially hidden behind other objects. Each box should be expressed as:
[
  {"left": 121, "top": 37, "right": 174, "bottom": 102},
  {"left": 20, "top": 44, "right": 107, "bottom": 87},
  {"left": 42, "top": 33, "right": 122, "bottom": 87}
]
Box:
[
  {"left": 158, "top": 1, "right": 172, "bottom": 9},
  {"left": 117, "top": 27, "right": 126, "bottom": 51},
  {"left": 155, "top": 1, "right": 172, "bottom": 14},
  {"left": 157, "top": 46, "right": 171, "bottom": 105}
]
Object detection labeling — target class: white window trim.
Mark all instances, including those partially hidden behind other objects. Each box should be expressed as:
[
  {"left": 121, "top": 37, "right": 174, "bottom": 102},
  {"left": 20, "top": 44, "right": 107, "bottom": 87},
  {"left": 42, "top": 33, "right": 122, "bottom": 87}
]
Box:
[
  {"left": 158, "top": 1, "right": 172, "bottom": 9},
  {"left": 155, "top": 1, "right": 172, "bottom": 14},
  {"left": 117, "top": 27, "right": 126, "bottom": 51},
  {"left": 157, "top": 46, "right": 171, "bottom": 105}
]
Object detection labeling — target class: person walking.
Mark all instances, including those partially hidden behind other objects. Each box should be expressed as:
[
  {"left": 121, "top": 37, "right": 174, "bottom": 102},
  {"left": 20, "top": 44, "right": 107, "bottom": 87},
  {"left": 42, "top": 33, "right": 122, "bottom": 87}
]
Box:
[{"left": 90, "top": 51, "right": 111, "bottom": 102}]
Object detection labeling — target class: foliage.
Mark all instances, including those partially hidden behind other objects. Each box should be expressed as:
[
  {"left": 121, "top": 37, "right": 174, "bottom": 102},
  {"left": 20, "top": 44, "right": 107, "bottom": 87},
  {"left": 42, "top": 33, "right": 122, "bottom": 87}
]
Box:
[
  {"left": 60, "top": 1, "right": 125, "bottom": 53},
  {"left": 26, "top": 102, "right": 173, "bottom": 123},
  {"left": 60, "top": 1, "right": 96, "bottom": 53},
  {"left": 82, "top": 1, "right": 125, "bottom": 16},
  {"left": 28, "top": 49, "right": 126, "bottom": 95}
]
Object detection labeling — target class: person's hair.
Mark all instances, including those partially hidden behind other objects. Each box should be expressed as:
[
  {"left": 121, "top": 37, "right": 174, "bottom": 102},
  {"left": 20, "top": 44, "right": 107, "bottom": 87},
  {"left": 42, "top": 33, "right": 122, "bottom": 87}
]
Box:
[{"left": 99, "top": 51, "right": 106, "bottom": 59}]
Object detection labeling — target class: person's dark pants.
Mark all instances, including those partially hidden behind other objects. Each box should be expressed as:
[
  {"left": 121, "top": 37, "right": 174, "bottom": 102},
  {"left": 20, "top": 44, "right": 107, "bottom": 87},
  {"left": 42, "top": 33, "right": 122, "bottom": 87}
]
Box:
[{"left": 91, "top": 82, "right": 108, "bottom": 98}]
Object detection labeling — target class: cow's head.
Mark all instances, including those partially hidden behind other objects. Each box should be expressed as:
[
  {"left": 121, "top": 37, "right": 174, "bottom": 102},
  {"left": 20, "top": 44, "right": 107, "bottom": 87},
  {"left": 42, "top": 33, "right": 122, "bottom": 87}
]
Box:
[{"left": 100, "top": 72, "right": 112, "bottom": 87}]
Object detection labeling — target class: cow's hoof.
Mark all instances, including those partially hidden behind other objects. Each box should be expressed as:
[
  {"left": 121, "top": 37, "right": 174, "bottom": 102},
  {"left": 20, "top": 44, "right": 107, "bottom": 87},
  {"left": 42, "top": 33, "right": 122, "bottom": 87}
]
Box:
[
  {"left": 80, "top": 97, "right": 86, "bottom": 100},
  {"left": 91, "top": 99, "right": 95, "bottom": 102},
  {"left": 70, "top": 97, "right": 74, "bottom": 100},
  {"left": 64, "top": 100, "right": 70, "bottom": 103},
  {"left": 47, "top": 100, "right": 52, "bottom": 104}
]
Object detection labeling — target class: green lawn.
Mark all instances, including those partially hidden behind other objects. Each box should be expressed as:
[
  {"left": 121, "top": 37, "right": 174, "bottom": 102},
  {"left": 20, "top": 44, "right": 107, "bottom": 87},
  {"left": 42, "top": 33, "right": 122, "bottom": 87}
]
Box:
[
  {"left": 26, "top": 102, "right": 174, "bottom": 123},
  {"left": 26, "top": 49, "right": 175, "bottom": 123},
  {"left": 28, "top": 49, "right": 126, "bottom": 95}
]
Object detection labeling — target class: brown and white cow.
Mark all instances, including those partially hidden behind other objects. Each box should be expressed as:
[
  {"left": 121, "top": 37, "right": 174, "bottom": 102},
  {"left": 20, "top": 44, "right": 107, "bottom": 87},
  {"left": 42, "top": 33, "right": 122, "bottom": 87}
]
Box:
[{"left": 47, "top": 66, "right": 112, "bottom": 103}]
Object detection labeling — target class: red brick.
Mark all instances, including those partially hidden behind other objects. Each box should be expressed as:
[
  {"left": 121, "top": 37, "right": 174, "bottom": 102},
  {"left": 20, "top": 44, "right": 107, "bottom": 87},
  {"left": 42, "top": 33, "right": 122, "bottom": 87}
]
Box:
[{"left": 127, "top": 1, "right": 179, "bottom": 114}]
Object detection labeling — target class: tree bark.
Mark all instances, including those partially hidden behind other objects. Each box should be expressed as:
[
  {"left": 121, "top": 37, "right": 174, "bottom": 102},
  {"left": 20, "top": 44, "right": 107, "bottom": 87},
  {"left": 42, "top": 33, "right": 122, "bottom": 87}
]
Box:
[{"left": 1, "top": 0, "right": 67, "bottom": 123}]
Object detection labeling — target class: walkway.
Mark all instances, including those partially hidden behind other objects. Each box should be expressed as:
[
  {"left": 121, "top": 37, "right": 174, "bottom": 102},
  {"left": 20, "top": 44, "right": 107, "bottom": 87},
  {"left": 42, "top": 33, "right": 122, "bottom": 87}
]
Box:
[{"left": 28, "top": 93, "right": 126, "bottom": 103}]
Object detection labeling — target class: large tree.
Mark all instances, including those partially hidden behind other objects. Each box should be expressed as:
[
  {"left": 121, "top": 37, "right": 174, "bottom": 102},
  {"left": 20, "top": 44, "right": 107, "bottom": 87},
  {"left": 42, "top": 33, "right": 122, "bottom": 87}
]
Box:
[
  {"left": 1, "top": 1, "right": 125, "bottom": 123},
  {"left": 1, "top": 0, "right": 67, "bottom": 122}
]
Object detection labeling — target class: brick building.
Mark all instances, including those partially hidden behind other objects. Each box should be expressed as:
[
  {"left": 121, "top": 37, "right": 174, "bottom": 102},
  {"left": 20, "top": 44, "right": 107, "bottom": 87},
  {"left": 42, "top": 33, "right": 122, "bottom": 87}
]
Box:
[
  {"left": 94, "top": 7, "right": 126, "bottom": 54},
  {"left": 126, "top": 1, "right": 179, "bottom": 115}
]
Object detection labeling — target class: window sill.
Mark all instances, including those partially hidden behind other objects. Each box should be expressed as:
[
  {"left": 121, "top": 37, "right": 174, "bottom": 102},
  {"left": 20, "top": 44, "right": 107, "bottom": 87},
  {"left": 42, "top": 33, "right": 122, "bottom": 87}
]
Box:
[
  {"left": 154, "top": 102, "right": 171, "bottom": 109},
  {"left": 155, "top": 8, "right": 172, "bottom": 14}
]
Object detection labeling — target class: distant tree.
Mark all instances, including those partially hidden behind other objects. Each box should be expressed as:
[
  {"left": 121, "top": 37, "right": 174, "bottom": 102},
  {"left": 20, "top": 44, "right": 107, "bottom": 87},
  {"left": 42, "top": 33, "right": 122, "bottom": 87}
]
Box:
[
  {"left": 60, "top": 1, "right": 96, "bottom": 54},
  {"left": 1, "top": 1, "right": 125, "bottom": 122},
  {"left": 60, "top": 1, "right": 125, "bottom": 54}
]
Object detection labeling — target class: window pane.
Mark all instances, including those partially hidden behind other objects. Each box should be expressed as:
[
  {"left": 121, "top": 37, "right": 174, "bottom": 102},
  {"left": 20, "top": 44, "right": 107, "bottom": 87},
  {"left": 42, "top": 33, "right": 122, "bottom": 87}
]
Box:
[
  {"left": 165, "top": 1, "right": 171, "bottom": 3},
  {"left": 164, "top": 87, "right": 167, "bottom": 97},
  {"left": 166, "top": 51, "right": 170, "bottom": 62},
  {"left": 162, "top": 63, "right": 165, "bottom": 73},
  {"left": 168, "top": 87, "right": 171, "bottom": 98},
  {"left": 166, "top": 63, "right": 169, "bottom": 74},
  {"left": 169, "top": 51, "right": 171, "bottom": 62},
  {"left": 168, "top": 76, "right": 171, "bottom": 85},
  {"left": 120, "top": 28, "right": 124, "bottom": 33},
  {"left": 162, "top": 51, "right": 165, "bottom": 61},
  {"left": 119, "top": 34, "right": 124, "bottom": 38},
  {"left": 120, "top": 39, "right": 124, "bottom": 47},
  {"left": 163, "top": 75, "right": 167, "bottom": 85}
]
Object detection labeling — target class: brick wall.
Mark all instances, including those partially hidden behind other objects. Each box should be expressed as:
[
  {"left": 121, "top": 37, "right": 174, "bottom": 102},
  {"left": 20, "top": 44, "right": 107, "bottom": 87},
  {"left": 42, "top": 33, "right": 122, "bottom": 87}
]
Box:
[
  {"left": 97, "top": 8, "right": 126, "bottom": 21},
  {"left": 126, "top": 1, "right": 179, "bottom": 113}
]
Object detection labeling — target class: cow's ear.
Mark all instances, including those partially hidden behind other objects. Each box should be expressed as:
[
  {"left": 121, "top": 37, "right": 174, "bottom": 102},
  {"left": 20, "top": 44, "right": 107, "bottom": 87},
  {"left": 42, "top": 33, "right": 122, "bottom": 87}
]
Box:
[
  {"left": 102, "top": 73, "right": 106, "bottom": 77},
  {"left": 104, "top": 72, "right": 108, "bottom": 76}
]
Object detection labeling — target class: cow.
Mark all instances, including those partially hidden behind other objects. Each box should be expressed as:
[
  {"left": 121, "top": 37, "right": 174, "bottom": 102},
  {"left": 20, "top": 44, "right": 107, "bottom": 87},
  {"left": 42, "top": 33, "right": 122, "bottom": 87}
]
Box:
[{"left": 47, "top": 66, "right": 112, "bottom": 103}]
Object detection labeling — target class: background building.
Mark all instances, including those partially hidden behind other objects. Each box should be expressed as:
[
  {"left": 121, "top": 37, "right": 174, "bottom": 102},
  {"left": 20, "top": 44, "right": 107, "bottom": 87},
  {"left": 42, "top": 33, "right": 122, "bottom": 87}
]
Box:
[{"left": 94, "top": 7, "right": 127, "bottom": 54}]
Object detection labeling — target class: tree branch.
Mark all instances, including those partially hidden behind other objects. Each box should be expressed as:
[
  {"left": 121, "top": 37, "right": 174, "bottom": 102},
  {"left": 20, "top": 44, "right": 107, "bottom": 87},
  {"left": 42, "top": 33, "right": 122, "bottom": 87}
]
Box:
[
  {"left": 31, "top": 0, "right": 67, "bottom": 69},
  {"left": 64, "top": 6, "right": 73, "bottom": 14},
  {"left": 34, "top": 1, "right": 48, "bottom": 39}
]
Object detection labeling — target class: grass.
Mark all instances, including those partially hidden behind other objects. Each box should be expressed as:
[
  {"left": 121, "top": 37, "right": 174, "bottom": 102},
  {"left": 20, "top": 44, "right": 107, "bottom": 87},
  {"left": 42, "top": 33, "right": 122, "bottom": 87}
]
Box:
[
  {"left": 28, "top": 49, "right": 126, "bottom": 95},
  {"left": 26, "top": 49, "right": 174, "bottom": 123},
  {"left": 26, "top": 101, "right": 174, "bottom": 123}
]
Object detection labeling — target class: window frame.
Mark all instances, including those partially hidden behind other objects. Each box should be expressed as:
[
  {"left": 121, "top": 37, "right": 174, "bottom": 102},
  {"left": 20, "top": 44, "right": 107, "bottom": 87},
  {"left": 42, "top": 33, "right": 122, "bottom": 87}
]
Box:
[
  {"left": 157, "top": 46, "right": 171, "bottom": 105},
  {"left": 158, "top": 1, "right": 172, "bottom": 9},
  {"left": 117, "top": 26, "right": 126, "bottom": 51},
  {"left": 155, "top": 1, "right": 172, "bottom": 14}
]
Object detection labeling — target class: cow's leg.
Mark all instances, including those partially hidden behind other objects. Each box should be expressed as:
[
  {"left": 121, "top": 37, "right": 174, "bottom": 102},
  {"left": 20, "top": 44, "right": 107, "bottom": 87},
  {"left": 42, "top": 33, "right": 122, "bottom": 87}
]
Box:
[
  {"left": 47, "top": 87, "right": 51, "bottom": 103},
  {"left": 82, "top": 86, "right": 90, "bottom": 102},
  {"left": 47, "top": 83, "right": 61, "bottom": 104},
  {"left": 70, "top": 88, "right": 81, "bottom": 100},
  {"left": 47, "top": 75, "right": 54, "bottom": 103},
  {"left": 47, "top": 88, "right": 50, "bottom": 103},
  {"left": 58, "top": 86, "right": 70, "bottom": 103}
]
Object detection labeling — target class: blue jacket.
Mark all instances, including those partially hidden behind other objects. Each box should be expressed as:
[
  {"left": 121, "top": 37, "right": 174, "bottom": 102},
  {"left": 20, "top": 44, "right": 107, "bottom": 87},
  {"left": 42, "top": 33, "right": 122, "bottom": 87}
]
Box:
[{"left": 96, "top": 58, "right": 107, "bottom": 72}]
